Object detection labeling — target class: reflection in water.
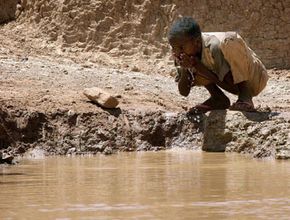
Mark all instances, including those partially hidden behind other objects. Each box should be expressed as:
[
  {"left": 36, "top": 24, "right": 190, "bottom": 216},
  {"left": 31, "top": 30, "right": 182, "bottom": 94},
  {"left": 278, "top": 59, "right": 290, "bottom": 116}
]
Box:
[
  {"left": 0, "top": 173, "right": 25, "bottom": 176},
  {"left": 0, "top": 150, "right": 290, "bottom": 220}
]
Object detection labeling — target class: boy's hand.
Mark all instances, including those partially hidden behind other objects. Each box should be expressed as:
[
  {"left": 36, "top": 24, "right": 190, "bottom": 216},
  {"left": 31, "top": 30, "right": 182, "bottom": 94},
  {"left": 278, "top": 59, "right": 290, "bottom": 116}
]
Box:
[{"left": 175, "top": 53, "right": 199, "bottom": 68}]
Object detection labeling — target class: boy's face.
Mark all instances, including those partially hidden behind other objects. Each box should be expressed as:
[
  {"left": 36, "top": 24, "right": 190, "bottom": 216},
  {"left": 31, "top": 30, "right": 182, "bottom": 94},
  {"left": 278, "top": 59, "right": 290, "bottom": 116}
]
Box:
[{"left": 169, "top": 35, "right": 202, "bottom": 64}]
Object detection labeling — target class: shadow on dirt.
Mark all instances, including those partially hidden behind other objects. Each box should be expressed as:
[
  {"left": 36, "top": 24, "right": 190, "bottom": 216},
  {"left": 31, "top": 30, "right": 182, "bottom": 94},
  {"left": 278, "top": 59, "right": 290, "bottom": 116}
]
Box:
[
  {"left": 87, "top": 101, "right": 122, "bottom": 117},
  {"left": 242, "top": 111, "right": 280, "bottom": 122},
  {"left": 186, "top": 109, "right": 280, "bottom": 153},
  {"left": 202, "top": 110, "right": 229, "bottom": 152}
]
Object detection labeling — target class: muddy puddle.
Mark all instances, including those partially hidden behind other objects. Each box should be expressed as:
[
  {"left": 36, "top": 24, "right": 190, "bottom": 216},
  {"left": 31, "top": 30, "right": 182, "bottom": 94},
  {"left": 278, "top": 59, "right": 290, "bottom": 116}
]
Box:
[{"left": 1, "top": 150, "right": 290, "bottom": 219}]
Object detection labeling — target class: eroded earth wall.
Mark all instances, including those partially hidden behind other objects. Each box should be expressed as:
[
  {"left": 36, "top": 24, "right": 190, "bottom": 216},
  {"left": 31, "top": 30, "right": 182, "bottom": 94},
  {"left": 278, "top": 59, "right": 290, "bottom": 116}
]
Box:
[{"left": 14, "top": 0, "right": 290, "bottom": 69}]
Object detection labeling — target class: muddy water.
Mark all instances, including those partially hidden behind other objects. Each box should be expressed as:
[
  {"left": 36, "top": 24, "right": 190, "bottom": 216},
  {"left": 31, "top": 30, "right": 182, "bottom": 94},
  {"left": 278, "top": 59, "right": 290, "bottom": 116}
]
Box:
[{"left": 0, "top": 151, "right": 290, "bottom": 220}]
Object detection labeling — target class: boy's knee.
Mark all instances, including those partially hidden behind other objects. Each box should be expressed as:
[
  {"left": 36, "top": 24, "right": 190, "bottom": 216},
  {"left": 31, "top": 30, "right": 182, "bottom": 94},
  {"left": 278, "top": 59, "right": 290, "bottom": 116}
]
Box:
[{"left": 194, "top": 75, "right": 211, "bottom": 86}]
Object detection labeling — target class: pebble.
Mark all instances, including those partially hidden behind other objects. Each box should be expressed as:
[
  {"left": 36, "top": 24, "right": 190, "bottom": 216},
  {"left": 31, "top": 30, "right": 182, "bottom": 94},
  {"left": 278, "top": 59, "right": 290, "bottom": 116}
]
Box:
[{"left": 124, "top": 84, "right": 134, "bottom": 91}]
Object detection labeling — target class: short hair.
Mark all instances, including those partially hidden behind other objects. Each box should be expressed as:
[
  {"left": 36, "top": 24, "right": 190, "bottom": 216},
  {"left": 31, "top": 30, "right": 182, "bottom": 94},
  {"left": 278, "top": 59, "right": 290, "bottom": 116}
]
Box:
[{"left": 168, "top": 17, "right": 201, "bottom": 40}]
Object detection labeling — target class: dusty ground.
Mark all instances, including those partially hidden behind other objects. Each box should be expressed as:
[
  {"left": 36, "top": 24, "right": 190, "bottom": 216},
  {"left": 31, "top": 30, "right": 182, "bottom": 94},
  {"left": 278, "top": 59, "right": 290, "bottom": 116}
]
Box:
[
  {"left": 0, "top": 54, "right": 290, "bottom": 114},
  {"left": 0, "top": 1, "right": 290, "bottom": 163}
]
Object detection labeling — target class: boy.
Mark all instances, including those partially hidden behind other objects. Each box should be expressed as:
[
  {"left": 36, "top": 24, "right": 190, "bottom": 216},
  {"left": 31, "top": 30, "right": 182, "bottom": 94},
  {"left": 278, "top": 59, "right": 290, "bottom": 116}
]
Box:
[{"left": 168, "top": 17, "right": 268, "bottom": 112}]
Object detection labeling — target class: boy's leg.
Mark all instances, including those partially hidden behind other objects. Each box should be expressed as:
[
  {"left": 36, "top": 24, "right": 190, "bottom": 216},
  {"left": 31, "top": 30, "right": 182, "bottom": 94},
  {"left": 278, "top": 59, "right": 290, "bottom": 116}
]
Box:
[
  {"left": 216, "top": 71, "right": 239, "bottom": 95},
  {"left": 193, "top": 83, "right": 230, "bottom": 112},
  {"left": 229, "top": 81, "right": 255, "bottom": 111},
  {"left": 190, "top": 71, "right": 255, "bottom": 112},
  {"left": 217, "top": 72, "right": 255, "bottom": 111}
]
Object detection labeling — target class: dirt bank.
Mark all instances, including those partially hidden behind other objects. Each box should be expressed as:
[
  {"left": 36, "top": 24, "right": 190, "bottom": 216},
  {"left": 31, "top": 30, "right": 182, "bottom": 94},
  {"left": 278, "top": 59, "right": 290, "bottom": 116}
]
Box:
[
  {"left": 0, "top": 1, "right": 290, "bottom": 163},
  {"left": 0, "top": 55, "right": 290, "bottom": 164}
]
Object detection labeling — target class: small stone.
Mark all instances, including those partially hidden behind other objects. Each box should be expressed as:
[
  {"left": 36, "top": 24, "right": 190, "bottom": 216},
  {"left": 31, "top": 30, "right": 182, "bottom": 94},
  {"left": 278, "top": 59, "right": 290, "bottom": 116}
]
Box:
[
  {"left": 67, "top": 147, "right": 76, "bottom": 154},
  {"left": 124, "top": 84, "right": 134, "bottom": 91},
  {"left": 1, "top": 153, "right": 14, "bottom": 164},
  {"left": 103, "top": 146, "right": 113, "bottom": 155},
  {"left": 83, "top": 87, "right": 119, "bottom": 108},
  {"left": 16, "top": 146, "right": 26, "bottom": 154},
  {"left": 21, "top": 57, "right": 28, "bottom": 62},
  {"left": 67, "top": 110, "right": 75, "bottom": 116},
  {"left": 41, "top": 95, "right": 50, "bottom": 102},
  {"left": 82, "top": 64, "right": 92, "bottom": 68},
  {"left": 276, "top": 150, "right": 290, "bottom": 160},
  {"left": 276, "top": 145, "right": 290, "bottom": 160},
  {"left": 131, "top": 66, "right": 140, "bottom": 72}
]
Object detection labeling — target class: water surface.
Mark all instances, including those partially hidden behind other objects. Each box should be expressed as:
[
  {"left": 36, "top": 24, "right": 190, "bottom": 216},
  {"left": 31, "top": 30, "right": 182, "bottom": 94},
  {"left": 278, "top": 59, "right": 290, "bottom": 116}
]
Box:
[{"left": 1, "top": 150, "right": 290, "bottom": 219}]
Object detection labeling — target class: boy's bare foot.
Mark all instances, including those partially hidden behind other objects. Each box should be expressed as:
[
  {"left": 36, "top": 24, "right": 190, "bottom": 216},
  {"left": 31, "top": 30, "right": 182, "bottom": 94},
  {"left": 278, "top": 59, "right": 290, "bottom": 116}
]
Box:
[
  {"left": 229, "top": 100, "right": 256, "bottom": 112},
  {"left": 189, "top": 96, "right": 230, "bottom": 113}
]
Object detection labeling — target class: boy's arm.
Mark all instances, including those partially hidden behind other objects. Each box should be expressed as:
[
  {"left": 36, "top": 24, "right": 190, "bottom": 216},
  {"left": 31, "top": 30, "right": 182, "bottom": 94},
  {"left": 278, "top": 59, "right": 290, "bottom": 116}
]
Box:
[
  {"left": 177, "top": 53, "right": 220, "bottom": 84},
  {"left": 193, "top": 60, "right": 220, "bottom": 84}
]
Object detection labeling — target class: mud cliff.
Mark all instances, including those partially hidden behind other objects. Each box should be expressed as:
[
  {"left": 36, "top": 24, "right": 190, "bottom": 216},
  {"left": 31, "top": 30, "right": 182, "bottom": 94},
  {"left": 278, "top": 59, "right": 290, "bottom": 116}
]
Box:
[{"left": 15, "top": 0, "right": 290, "bottom": 69}]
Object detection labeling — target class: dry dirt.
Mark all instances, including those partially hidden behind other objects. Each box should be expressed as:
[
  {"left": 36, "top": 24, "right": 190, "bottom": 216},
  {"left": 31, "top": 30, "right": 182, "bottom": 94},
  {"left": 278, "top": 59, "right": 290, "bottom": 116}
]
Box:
[{"left": 1, "top": 1, "right": 290, "bottom": 163}]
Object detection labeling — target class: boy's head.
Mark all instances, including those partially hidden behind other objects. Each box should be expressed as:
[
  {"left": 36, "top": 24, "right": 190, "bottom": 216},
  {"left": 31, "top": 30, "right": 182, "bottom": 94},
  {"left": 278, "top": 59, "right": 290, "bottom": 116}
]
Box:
[{"left": 168, "top": 17, "right": 202, "bottom": 61}]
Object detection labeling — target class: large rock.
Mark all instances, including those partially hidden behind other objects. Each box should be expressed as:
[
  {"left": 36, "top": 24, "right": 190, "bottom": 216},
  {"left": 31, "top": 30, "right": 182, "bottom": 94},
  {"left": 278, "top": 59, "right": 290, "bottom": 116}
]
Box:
[{"left": 83, "top": 87, "right": 119, "bottom": 109}]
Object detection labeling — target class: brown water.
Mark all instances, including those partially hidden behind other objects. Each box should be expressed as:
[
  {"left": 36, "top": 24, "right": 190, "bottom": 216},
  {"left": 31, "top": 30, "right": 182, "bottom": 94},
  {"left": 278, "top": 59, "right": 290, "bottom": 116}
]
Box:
[{"left": 0, "top": 150, "right": 290, "bottom": 220}]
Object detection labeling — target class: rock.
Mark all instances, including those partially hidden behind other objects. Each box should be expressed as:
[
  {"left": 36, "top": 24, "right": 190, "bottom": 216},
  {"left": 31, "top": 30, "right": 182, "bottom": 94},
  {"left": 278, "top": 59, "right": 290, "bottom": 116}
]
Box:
[
  {"left": 124, "top": 84, "right": 134, "bottom": 91},
  {"left": 131, "top": 66, "right": 140, "bottom": 72},
  {"left": 16, "top": 146, "right": 26, "bottom": 154},
  {"left": 1, "top": 153, "right": 14, "bottom": 164},
  {"left": 103, "top": 146, "right": 113, "bottom": 155},
  {"left": 83, "top": 87, "right": 119, "bottom": 109},
  {"left": 20, "top": 57, "right": 28, "bottom": 62},
  {"left": 276, "top": 134, "right": 290, "bottom": 160},
  {"left": 67, "top": 147, "right": 76, "bottom": 155},
  {"left": 276, "top": 148, "right": 290, "bottom": 160}
]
